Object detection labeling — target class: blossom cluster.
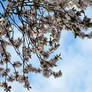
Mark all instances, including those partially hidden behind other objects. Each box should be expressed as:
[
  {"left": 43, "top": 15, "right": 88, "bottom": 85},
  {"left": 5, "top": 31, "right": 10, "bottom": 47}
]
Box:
[{"left": 0, "top": 0, "right": 92, "bottom": 91}]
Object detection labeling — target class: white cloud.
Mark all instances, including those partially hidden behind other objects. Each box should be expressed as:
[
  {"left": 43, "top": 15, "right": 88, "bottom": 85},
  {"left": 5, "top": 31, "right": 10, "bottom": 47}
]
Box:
[{"left": 75, "top": 38, "right": 92, "bottom": 54}]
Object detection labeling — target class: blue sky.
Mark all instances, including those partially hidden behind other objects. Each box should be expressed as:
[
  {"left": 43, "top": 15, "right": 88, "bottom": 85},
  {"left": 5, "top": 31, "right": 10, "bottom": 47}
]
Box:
[{"left": 0, "top": 3, "right": 92, "bottom": 92}]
